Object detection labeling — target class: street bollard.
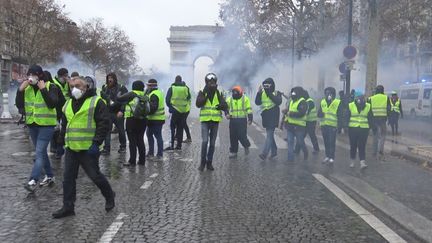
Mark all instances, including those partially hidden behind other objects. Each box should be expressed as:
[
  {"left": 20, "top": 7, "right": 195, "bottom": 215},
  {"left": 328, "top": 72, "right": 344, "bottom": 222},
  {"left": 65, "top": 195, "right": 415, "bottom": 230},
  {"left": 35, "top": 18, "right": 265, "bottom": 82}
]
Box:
[{"left": 1, "top": 93, "right": 12, "bottom": 119}]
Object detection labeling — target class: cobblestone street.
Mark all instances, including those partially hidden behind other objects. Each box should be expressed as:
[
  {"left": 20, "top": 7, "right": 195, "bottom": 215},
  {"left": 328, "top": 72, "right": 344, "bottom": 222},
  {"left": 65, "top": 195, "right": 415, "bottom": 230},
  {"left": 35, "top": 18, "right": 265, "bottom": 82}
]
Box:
[{"left": 0, "top": 118, "right": 429, "bottom": 242}]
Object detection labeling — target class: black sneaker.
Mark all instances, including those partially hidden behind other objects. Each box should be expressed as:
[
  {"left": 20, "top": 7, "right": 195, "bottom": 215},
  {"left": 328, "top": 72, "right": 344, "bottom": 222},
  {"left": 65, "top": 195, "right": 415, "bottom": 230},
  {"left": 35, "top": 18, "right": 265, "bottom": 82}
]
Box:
[
  {"left": 123, "top": 162, "right": 135, "bottom": 166},
  {"left": 118, "top": 148, "right": 126, "bottom": 153},
  {"left": 183, "top": 138, "right": 192, "bottom": 143},
  {"left": 52, "top": 207, "right": 75, "bottom": 219},
  {"left": 164, "top": 146, "right": 174, "bottom": 151},
  {"left": 138, "top": 160, "right": 145, "bottom": 165},
  {"left": 146, "top": 153, "right": 154, "bottom": 157},
  {"left": 105, "top": 192, "right": 116, "bottom": 212},
  {"left": 101, "top": 149, "right": 110, "bottom": 155},
  {"left": 174, "top": 146, "right": 182, "bottom": 150}
]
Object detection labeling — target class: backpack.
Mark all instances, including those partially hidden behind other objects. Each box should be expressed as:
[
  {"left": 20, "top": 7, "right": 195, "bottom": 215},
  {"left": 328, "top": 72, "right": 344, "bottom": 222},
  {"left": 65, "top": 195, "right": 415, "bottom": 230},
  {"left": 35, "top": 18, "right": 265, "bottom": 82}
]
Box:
[{"left": 130, "top": 95, "right": 150, "bottom": 119}]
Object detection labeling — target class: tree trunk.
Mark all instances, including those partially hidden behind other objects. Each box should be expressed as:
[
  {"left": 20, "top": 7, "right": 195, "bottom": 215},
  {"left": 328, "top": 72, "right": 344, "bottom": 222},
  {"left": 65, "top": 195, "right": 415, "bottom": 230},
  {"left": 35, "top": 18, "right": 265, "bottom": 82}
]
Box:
[{"left": 365, "top": 0, "right": 379, "bottom": 96}]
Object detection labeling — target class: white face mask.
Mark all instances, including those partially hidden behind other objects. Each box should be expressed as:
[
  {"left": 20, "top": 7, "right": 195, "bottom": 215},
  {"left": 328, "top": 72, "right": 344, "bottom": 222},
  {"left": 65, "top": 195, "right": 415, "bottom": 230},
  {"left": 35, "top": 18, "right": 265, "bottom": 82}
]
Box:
[
  {"left": 327, "top": 95, "right": 333, "bottom": 101},
  {"left": 71, "top": 87, "right": 84, "bottom": 99},
  {"left": 28, "top": 75, "right": 39, "bottom": 85}
]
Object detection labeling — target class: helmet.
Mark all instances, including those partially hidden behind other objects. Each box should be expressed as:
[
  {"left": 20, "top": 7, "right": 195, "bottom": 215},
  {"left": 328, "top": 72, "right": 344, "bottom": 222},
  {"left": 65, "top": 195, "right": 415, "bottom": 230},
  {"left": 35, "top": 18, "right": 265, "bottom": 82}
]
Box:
[
  {"left": 205, "top": 73, "right": 217, "bottom": 83},
  {"left": 232, "top": 85, "right": 243, "bottom": 95},
  {"left": 391, "top": 90, "right": 397, "bottom": 95}
]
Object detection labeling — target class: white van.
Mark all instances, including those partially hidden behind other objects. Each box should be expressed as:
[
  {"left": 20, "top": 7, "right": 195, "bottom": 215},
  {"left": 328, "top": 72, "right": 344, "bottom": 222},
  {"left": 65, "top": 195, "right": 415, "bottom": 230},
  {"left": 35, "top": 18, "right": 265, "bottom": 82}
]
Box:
[{"left": 399, "top": 82, "right": 432, "bottom": 117}]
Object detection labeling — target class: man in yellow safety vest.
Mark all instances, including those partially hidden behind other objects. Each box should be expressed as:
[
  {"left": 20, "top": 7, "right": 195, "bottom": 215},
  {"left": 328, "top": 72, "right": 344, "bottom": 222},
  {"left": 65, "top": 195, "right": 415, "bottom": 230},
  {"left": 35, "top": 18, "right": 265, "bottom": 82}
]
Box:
[
  {"left": 226, "top": 85, "right": 253, "bottom": 159},
  {"left": 388, "top": 91, "right": 403, "bottom": 136},
  {"left": 52, "top": 76, "right": 115, "bottom": 218},
  {"left": 196, "top": 73, "right": 228, "bottom": 171},
  {"left": 145, "top": 79, "right": 165, "bottom": 158},
  {"left": 16, "top": 65, "right": 60, "bottom": 192}
]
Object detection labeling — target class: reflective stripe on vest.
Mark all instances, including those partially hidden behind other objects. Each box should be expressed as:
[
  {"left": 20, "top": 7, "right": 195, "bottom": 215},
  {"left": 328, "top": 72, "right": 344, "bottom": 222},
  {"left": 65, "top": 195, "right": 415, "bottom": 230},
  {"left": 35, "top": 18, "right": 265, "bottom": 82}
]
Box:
[
  {"left": 147, "top": 89, "right": 165, "bottom": 121},
  {"left": 370, "top": 94, "right": 388, "bottom": 117},
  {"left": 125, "top": 90, "right": 145, "bottom": 118},
  {"left": 284, "top": 97, "right": 306, "bottom": 127},
  {"left": 227, "top": 95, "right": 252, "bottom": 119},
  {"left": 64, "top": 96, "right": 99, "bottom": 151},
  {"left": 348, "top": 102, "right": 370, "bottom": 128},
  {"left": 24, "top": 82, "right": 57, "bottom": 126},
  {"left": 200, "top": 93, "right": 222, "bottom": 122},
  {"left": 320, "top": 98, "right": 341, "bottom": 127},
  {"left": 390, "top": 99, "right": 400, "bottom": 113},
  {"left": 261, "top": 92, "right": 275, "bottom": 111},
  {"left": 171, "top": 85, "right": 190, "bottom": 113},
  {"left": 306, "top": 98, "right": 317, "bottom": 122}
]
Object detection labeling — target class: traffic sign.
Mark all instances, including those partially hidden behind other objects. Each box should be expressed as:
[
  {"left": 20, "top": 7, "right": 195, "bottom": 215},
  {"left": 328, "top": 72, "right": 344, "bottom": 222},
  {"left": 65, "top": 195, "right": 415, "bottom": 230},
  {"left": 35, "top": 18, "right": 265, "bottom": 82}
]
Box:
[
  {"left": 343, "top": 45, "right": 357, "bottom": 59},
  {"left": 339, "top": 62, "right": 347, "bottom": 73}
]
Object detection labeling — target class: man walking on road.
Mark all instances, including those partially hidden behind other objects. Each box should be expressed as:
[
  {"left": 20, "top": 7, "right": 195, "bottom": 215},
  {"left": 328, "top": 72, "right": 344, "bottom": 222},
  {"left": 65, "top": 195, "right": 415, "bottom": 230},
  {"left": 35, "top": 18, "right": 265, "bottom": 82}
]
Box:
[
  {"left": 388, "top": 91, "right": 403, "bottom": 136},
  {"left": 282, "top": 86, "right": 308, "bottom": 162},
  {"left": 100, "top": 72, "right": 128, "bottom": 154},
  {"left": 318, "top": 87, "right": 343, "bottom": 165},
  {"left": 226, "top": 85, "right": 253, "bottom": 159},
  {"left": 145, "top": 79, "right": 166, "bottom": 158},
  {"left": 196, "top": 73, "right": 228, "bottom": 171},
  {"left": 368, "top": 85, "right": 391, "bottom": 160},
  {"left": 255, "top": 78, "right": 282, "bottom": 160},
  {"left": 16, "top": 65, "right": 59, "bottom": 192},
  {"left": 165, "top": 75, "right": 191, "bottom": 150},
  {"left": 52, "top": 76, "right": 115, "bottom": 218}
]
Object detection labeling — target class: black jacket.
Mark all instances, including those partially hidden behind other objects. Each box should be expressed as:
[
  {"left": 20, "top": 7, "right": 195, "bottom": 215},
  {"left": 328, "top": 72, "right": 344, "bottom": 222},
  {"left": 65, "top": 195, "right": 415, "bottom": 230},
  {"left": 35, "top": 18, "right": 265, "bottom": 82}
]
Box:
[
  {"left": 15, "top": 82, "right": 59, "bottom": 126},
  {"left": 255, "top": 90, "right": 282, "bottom": 129},
  {"left": 100, "top": 83, "right": 128, "bottom": 113},
  {"left": 166, "top": 82, "right": 191, "bottom": 113},
  {"left": 59, "top": 89, "right": 110, "bottom": 147}
]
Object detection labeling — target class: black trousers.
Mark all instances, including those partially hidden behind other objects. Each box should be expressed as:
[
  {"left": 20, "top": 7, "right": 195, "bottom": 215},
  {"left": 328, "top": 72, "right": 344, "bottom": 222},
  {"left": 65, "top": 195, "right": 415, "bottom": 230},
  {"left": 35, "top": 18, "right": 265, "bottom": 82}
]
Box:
[
  {"left": 229, "top": 118, "right": 251, "bottom": 153},
  {"left": 170, "top": 112, "right": 187, "bottom": 148},
  {"left": 63, "top": 149, "right": 114, "bottom": 210},
  {"left": 183, "top": 112, "right": 191, "bottom": 139},
  {"left": 388, "top": 112, "right": 399, "bottom": 135},
  {"left": 126, "top": 118, "right": 146, "bottom": 164},
  {"left": 348, "top": 127, "right": 369, "bottom": 160},
  {"left": 104, "top": 113, "right": 126, "bottom": 151}
]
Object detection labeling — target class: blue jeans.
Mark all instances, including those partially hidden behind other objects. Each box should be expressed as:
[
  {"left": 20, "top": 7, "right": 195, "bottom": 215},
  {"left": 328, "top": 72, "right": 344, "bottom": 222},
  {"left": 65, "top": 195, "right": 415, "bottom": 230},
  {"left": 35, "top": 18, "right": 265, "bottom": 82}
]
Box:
[
  {"left": 287, "top": 128, "right": 307, "bottom": 161},
  {"left": 262, "top": 127, "right": 277, "bottom": 157},
  {"left": 146, "top": 124, "right": 163, "bottom": 156},
  {"left": 28, "top": 126, "right": 55, "bottom": 181},
  {"left": 321, "top": 126, "right": 337, "bottom": 159},
  {"left": 201, "top": 122, "right": 219, "bottom": 162}
]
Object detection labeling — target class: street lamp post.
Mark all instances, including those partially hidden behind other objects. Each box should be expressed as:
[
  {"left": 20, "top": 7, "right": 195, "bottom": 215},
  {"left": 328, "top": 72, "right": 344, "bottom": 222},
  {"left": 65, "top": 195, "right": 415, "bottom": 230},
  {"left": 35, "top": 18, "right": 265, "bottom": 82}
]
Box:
[{"left": 346, "top": 0, "right": 353, "bottom": 98}]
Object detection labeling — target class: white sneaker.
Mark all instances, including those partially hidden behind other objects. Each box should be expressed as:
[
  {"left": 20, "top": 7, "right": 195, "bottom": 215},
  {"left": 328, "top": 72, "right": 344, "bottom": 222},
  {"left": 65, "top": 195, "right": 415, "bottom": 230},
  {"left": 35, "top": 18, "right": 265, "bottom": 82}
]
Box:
[
  {"left": 360, "top": 160, "right": 368, "bottom": 169},
  {"left": 350, "top": 160, "right": 355, "bottom": 168},
  {"left": 328, "top": 158, "right": 334, "bottom": 164},
  {"left": 229, "top": 152, "right": 237, "bottom": 158},
  {"left": 39, "top": 175, "right": 55, "bottom": 186},
  {"left": 24, "top": 179, "right": 37, "bottom": 192},
  {"left": 322, "top": 157, "right": 329, "bottom": 163}
]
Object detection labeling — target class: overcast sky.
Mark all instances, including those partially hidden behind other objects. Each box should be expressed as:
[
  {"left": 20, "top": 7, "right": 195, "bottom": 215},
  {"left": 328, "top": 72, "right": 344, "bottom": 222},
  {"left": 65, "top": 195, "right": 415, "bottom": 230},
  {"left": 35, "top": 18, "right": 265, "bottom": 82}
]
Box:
[{"left": 57, "top": 0, "right": 223, "bottom": 72}]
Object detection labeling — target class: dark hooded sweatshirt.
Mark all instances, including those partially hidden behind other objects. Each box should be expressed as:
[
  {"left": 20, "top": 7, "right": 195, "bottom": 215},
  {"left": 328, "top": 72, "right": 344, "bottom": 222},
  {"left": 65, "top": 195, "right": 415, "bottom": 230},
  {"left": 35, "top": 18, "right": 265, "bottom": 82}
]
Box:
[
  {"left": 100, "top": 74, "right": 128, "bottom": 113},
  {"left": 59, "top": 89, "right": 110, "bottom": 148}
]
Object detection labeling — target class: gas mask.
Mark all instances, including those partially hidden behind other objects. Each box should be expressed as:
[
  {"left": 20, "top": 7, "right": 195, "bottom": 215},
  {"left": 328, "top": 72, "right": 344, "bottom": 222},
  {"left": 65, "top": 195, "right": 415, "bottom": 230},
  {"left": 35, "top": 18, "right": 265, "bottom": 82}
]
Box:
[
  {"left": 291, "top": 91, "right": 297, "bottom": 100},
  {"left": 232, "top": 90, "right": 241, "bottom": 99},
  {"left": 207, "top": 81, "right": 217, "bottom": 91},
  {"left": 71, "top": 87, "right": 85, "bottom": 99},
  {"left": 28, "top": 75, "right": 39, "bottom": 85},
  {"left": 355, "top": 96, "right": 366, "bottom": 109}
]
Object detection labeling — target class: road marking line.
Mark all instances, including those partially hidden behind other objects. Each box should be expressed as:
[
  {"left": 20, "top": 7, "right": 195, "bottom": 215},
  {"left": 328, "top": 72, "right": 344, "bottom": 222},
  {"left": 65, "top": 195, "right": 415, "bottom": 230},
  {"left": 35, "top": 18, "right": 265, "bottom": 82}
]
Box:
[
  {"left": 312, "top": 174, "right": 406, "bottom": 243},
  {"left": 140, "top": 180, "right": 153, "bottom": 189},
  {"left": 149, "top": 173, "right": 158, "bottom": 178},
  {"left": 247, "top": 135, "right": 258, "bottom": 149},
  {"left": 98, "top": 213, "right": 128, "bottom": 243}
]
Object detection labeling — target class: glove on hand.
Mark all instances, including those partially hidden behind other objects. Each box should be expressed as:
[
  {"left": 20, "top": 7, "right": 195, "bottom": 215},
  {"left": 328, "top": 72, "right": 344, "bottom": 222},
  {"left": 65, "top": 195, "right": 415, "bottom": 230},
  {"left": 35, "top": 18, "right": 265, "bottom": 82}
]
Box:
[{"left": 87, "top": 143, "right": 100, "bottom": 157}]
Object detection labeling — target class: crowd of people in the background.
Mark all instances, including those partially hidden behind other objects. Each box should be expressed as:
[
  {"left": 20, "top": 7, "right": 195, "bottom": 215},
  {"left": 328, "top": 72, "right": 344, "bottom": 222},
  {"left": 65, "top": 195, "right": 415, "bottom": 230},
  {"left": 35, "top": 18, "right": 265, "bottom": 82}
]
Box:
[{"left": 15, "top": 63, "right": 403, "bottom": 218}]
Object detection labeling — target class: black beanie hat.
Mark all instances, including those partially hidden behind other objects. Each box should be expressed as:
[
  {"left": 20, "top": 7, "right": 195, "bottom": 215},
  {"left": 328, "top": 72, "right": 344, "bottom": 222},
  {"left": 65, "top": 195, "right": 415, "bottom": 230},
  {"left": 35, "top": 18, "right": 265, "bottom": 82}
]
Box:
[
  {"left": 27, "top": 64, "right": 43, "bottom": 76},
  {"left": 57, "top": 68, "right": 68, "bottom": 77},
  {"left": 132, "top": 80, "right": 145, "bottom": 91},
  {"left": 147, "top": 79, "right": 158, "bottom": 85}
]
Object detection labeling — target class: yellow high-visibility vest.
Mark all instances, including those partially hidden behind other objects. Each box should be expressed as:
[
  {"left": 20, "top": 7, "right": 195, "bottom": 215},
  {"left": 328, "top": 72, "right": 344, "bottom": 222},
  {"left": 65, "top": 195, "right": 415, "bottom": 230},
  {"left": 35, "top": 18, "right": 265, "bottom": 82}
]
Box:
[
  {"left": 147, "top": 89, "right": 165, "bottom": 121},
  {"left": 227, "top": 95, "right": 252, "bottom": 119},
  {"left": 284, "top": 97, "right": 306, "bottom": 127},
  {"left": 64, "top": 96, "right": 100, "bottom": 151},
  {"left": 24, "top": 82, "right": 57, "bottom": 126},
  {"left": 348, "top": 102, "right": 370, "bottom": 128},
  {"left": 320, "top": 98, "right": 341, "bottom": 127},
  {"left": 200, "top": 93, "right": 222, "bottom": 122},
  {"left": 370, "top": 94, "right": 388, "bottom": 117}
]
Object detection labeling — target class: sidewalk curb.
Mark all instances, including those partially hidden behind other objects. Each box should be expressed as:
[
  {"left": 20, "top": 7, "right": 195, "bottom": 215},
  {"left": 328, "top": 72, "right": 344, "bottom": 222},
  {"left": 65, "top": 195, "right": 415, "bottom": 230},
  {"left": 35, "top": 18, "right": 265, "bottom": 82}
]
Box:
[{"left": 390, "top": 149, "right": 432, "bottom": 169}]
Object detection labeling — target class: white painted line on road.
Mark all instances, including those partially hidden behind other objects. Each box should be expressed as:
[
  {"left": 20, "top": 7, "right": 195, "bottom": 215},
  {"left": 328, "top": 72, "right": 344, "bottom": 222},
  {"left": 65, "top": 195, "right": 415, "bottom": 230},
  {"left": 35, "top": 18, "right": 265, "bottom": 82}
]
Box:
[
  {"left": 149, "top": 173, "right": 158, "bottom": 178},
  {"left": 312, "top": 174, "right": 407, "bottom": 243},
  {"left": 247, "top": 135, "right": 258, "bottom": 149},
  {"left": 140, "top": 180, "right": 153, "bottom": 189},
  {"left": 98, "top": 213, "right": 128, "bottom": 243}
]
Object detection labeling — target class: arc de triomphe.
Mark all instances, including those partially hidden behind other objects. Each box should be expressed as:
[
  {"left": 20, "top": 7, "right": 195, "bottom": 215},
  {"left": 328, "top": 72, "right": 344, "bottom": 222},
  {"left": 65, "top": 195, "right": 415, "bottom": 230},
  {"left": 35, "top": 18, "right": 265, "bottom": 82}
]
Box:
[{"left": 167, "top": 25, "right": 222, "bottom": 93}]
